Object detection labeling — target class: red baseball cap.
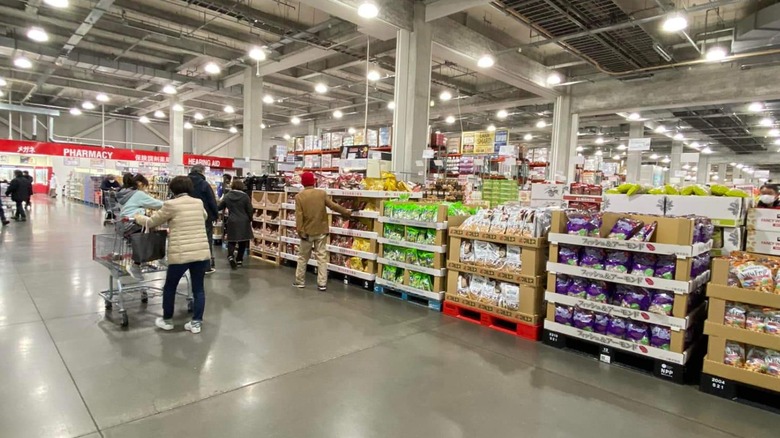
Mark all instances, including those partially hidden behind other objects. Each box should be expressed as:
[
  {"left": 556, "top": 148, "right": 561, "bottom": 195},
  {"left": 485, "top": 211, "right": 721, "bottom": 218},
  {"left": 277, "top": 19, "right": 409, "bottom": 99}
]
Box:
[{"left": 301, "top": 172, "right": 316, "bottom": 187}]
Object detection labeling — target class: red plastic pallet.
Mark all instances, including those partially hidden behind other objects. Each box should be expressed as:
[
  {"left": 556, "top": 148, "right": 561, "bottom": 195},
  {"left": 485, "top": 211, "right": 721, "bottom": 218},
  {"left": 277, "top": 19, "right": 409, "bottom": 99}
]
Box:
[{"left": 443, "top": 301, "right": 541, "bottom": 341}]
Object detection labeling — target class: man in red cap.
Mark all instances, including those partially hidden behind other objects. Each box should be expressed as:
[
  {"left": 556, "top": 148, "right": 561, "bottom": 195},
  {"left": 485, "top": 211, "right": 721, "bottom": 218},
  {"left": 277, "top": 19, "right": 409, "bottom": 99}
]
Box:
[{"left": 294, "top": 172, "right": 352, "bottom": 291}]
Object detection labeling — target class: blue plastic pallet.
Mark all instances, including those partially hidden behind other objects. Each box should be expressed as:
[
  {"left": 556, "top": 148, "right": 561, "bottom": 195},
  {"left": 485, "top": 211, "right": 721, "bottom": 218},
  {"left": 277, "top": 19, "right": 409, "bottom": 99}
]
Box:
[{"left": 373, "top": 284, "right": 443, "bottom": 311}]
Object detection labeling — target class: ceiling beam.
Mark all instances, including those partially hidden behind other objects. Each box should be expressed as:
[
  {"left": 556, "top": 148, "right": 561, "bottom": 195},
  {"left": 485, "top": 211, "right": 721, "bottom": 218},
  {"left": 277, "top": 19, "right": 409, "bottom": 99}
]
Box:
[
  {"left": 425, "top": 0, "right": 492, "bottom": 22},
  {"left": 297, "top": 0, "right": 408, "bottom": 40}
]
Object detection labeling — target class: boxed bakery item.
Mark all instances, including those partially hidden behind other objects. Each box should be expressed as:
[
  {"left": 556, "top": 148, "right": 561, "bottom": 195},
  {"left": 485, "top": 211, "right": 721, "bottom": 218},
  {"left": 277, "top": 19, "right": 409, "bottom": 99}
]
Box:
[
  {"left": 321, "top": 154, "right": 332, "bottom": 169},
  {"left": 747, "top": 208, "right": 780, "bottom": 231},
  {"left": 746, "top": 230, "right": 780, "bottom": 256},
  {"left": 665, "top": 196, "right": 745, "bottom": 225},
  {"left": 602, "top": 194, "right": 666, "bottom": 215}
]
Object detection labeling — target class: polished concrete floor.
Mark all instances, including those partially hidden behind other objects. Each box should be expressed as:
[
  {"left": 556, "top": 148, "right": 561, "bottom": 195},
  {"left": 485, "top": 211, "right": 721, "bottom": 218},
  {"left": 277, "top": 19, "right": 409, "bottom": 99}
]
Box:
[{"left": 0, "top": 196, "right": 776, "bottom": 437}]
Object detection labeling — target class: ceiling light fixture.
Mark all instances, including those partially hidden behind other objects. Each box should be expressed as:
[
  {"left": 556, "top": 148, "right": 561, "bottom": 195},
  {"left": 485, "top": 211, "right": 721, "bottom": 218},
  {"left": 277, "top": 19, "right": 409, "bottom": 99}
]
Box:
[
  {"left": 44, "top": 0, "right": 69, "bottom": 7},
  {"left": 477, "top": 54, "right": 495, "bottom": 68},
  {"left": 702, "top": 146, "right": 713, "bottom": 154},
  {"left": 730, "top": 162, "right": 737, "bottom": 166},
  {"left": 193, "top": 112, "right": 204, "bottom": 120},
  {"left": 487, "top": 124, "right": 496, "bottom": 132},
  {"left": 496, "top": 109, "right": 508, "bottom": 119},
  {"left": 654, "top": 125, "right": 667, "bottom": 133},
  {"left": 26, "top": 27, "right": 48, "bottom": 42},
  {"left": 139, "top": 115, "right": 150, "bottom": 124},
  {"left": 524, "top": 133, "right": 534, "bottom": 141},
  {"left": 81, "top": 101, "right": 95, "bottom": 110},
  {"left": 0, "top": 78, "right": 6, "bottom": 87},
  {"left": 387, "top": 101, "right": 395, "bottom": 110},
  {"left": 172, "top": 103, "right": 184, "bottom": 112},
  {"left": 774, "top": 139, "right": 780, "bottom": 146},
  {"left": 769, "top": 128, "right": 780, "bottom": 137},
  {"left": 576, "top": 146, "right": 584, "bottom": 152},
  {"left": 333, "top": 110, "right": 343, "bottom": 119},
  {"left": 204, "top": 62, "right": 221, "bottom": 74},
  {"left": 248, "top": 47, "right": 266, "bottom": 61},
  {"left": 260, "top": 123, "right": 266, "bottom": 129},
  {"left": 348, "top": 127, "right": 356, "bottom": 135},
  {"left": 662, "top": 156, "right": 671, "bottom": 163},
  {"left": 283, "top": 134, "right": 291, "bottom": 140},
  {"left": 661, "top": 13, "right": 688, "bottom": 32},
  {"left": 705, "top": 46, "right": 728, "bottom": 62},
  {"left": 674, "top": 132, "right": 684, "bottom": 140},
  {"left": 13, "top": 57, "right": 32, "bottom": 69},
  {"left": 154, "top": 110, "right": 165, "bottom": 118},
  {"left": 291, "top": 116, "right": 301, "bottom": 125},
  {"left": 617, "top": 144, "right": 627, "bottom": 150},
  {"left": 229, "top": 126, "right": 238, "bottom": 134},
  {"left": 357, "top": 1, "right": 379, "bottom": 18},
  {"left": 760, "top": 117, "right": 774, "bottom": 127},
  {"left": 162, "top": 85, "right": 177, "bottom": 95},
  {"left": 224, "top": 105, "right": 235, "bottom": 114},
  {"left": 439, "top": 90, "right": 452, "bottom": 101},
  {"left": 627, "top": 112, "right": 641, "bottom": 120},
  {"left": 613, "top": 154, "right": 621, "bottom": 160},
  {"left": 546, "top": 73, "right": 562, "bottom": 85},
  {"left": 69, "top": 108, "right": 81, "bottom": 116},
  {"left": 595, "top": 137, "right": 604, "bottom": 145},
  {"left": 95, "top": 93, "right": 109, "bottom": 103},
  {"left": 650, "top": 153, "right": 659, "bottom": 160},
  {"left": 314, "top": 83, "right": 328, "bottom": 94},
  {"left": 430, "top": 100, "right": 435, "bottom": 107},
  {"left": 367, "top": 70, "right": 381, "bottom": 81},
  {"left": 445, "top": 115, "right": 456, "bottom": 124},
  {"left": 595, "top": 150, "right": 603, "bottom": 156},
  {"left": 262, "top": 94, "right": 274, "bottom": 104},
  {"left": 690, "top": 141, "right": 701, "bottom": 148},
  {"left": 749, "top": 102, "right": 765, "bottom": 112},
  {"left": 184, "top": 122, "right": 193, "bottom": 130},
  {"left": 536, "top": 120, "right": 547, "bottom": 128},
  {"left": 736, "top": 163, "right": 744, "bottom": 169}
]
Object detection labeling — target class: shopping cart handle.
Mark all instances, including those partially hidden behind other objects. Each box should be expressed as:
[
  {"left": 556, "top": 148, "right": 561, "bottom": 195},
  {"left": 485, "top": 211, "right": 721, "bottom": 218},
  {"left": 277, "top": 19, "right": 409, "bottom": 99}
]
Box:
[{"left": 121, "top": 217, "right": 135, "bottom": 223}]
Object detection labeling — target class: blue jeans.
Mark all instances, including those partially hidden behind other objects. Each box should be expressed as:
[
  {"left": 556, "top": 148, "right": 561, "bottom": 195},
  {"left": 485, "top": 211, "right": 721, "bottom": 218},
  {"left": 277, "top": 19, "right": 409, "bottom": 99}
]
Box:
[{"left": 163, "top": 260, "right": 208, "bottom": 321}]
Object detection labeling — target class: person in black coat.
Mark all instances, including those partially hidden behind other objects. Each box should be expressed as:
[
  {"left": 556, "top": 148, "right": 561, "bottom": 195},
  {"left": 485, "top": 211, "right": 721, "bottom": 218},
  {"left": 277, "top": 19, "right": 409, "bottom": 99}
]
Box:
[
  {"left": 6, "top": 170, "right": 33, "bottom": 221},
  {"left": 22, "top": 170, "right": 33, "bottom": 209},
  {"left": 218, "top": 180, "right": 254, "bottom": 269},
  {"left": 188, "top": 164, "right": 219, "bottom": 273}
]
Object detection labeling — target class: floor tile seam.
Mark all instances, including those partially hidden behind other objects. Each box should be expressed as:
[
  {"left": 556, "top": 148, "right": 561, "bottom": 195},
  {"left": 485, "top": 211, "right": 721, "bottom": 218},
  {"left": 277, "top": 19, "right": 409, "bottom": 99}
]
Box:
[
  {"left": 0, "top": 318, "right": 45, "bottom": 329},
  {"left": 431, "top": 328, "right": 745, "bottom": 438},
  {"left": 96, "top": 326, "right": 435, "bottom": 433}
]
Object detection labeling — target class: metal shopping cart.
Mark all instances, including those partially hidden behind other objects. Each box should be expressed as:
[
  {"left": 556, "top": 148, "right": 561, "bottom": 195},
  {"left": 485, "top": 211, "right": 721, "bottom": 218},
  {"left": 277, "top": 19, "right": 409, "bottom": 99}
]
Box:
[
  {"left": 102, "top": 189, "right": 119, "bottom": 226},
  {"left": 92, "top": 222, "right": 192, "bottom": 327}
]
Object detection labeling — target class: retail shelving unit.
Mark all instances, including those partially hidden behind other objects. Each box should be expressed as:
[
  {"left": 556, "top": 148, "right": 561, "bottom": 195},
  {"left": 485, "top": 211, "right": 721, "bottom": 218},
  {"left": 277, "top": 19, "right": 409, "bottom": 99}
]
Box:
[
  {"left": 250, "top": 191, "right": 282, "bottom": 264},
  {"left": 544, "top": 211, "right": 713, "bottom": 384}
]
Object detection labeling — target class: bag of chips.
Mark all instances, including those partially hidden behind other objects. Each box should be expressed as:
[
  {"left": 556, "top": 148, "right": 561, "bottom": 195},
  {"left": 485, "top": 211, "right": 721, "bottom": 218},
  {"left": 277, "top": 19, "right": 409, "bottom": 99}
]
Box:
[
  {"left": 626, "top": 322, "right": 650, "bottom": 345},
  {"left": 580, "top": 247, "right": 606, "bottom": 270},
  {"left": 724, "top": 341, "right": 745, "bottom": 367},
  {"left": 605, "top": 250, "right": 632, "bottom": 273},
  {"left": 650, "top": 325, "right": 671, "bottom": 350},
  {"left": 555, "top": 304, "right": 574, "bottom": 325},
  {"left": 558, "top": 245, "right": 580, "bottom": 266},
  {"left": 573, "top": 308, "right": 595, "bottom": 331},
  {"left": 607, "top": 217, "right": 644, "bottom": 240}
]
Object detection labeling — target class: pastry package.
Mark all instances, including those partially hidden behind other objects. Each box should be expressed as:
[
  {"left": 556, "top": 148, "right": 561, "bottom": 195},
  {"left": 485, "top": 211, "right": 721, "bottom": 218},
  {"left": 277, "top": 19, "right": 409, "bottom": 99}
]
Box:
[
  {"left": 499, "top": 283, "right": 520, "bottom": 310},
  {"left": 505, "top": 246, "right": 522, "bottom": 273},
  {"left": 460, "top": 240, "right": 474, "bottom": 263},
  {"left": 724, "top": 341, "right": 745, "bottom": 367},
  {"left": 456, "top": 274, "right": 470, "bottom": 296},
  {"left": 479, "top": 278, "right": 500, "bottom": 306}
]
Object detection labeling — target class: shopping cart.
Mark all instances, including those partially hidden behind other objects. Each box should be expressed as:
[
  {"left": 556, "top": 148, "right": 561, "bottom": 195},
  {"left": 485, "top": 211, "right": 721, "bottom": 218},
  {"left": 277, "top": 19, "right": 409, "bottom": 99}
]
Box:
[
  {"left": 102, "top": 189, "right": 118, "bottom": 226},
  {"left": 92, "top": 222, "right": 192, "bottom": 327}
]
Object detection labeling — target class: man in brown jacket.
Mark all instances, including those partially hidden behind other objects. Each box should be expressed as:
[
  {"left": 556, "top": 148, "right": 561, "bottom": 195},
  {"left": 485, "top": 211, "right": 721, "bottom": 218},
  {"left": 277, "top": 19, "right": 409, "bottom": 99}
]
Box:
[{"left": 294, "top": 172, "right": 351, "bottom": 291}]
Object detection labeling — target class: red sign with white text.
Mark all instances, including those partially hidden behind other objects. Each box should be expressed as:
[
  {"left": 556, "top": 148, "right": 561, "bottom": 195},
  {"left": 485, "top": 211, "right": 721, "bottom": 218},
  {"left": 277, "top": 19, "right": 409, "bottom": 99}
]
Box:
[{"left": 0, "top": 139, "right": 234, "bottom": 168}]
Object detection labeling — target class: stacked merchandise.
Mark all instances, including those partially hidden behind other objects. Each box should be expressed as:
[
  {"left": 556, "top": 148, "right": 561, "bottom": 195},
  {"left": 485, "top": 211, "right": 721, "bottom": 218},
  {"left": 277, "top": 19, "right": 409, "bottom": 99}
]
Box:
[
  {"left": 376, "top": 202, "right": 461, "bottom": 310},
  {"left": 249, "top": 191, "right": 282, "bottom": 263},
  {"left": 701, "top": 252, "right": 780, "bottom": 402},
  {"left": 148, "top": 175, "right": 173, "bottom": 201},
  {"left": 746, "top": 208, "right": 780, "bottom": 256},
  {"left": 544, "top": 210, "right": 714, "bottom": 383},
  {"left": 564, "top": 183, "right": 602, "bottom": 211},
  {"left": 481, "top": 178, "right": 518, "bottom": 207},
  {"left": 445, "top": 204, "right": 552, "bottom": 340},
  {"left": 66, "top": 172, "right": 103, "bottom": 206}
]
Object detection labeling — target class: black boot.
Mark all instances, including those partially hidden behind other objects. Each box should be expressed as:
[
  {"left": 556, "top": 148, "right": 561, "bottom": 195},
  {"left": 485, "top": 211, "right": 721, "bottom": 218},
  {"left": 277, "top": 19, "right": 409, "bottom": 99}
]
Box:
[{"left": 228, "top": 255, "right": 238, "bottom": 270}]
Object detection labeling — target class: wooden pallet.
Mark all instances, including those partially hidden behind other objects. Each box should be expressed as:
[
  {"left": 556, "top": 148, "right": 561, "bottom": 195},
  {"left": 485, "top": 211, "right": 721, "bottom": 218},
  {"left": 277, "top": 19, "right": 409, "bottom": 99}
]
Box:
[
  {"left": 251, "top": 250, "right": 281, "bottom": 264},
  {"left": 443, "top": 300, "right": 541, "bottom": 340},
  {"left": 374, "top": 284, "right": 442, "bottom": 311}
]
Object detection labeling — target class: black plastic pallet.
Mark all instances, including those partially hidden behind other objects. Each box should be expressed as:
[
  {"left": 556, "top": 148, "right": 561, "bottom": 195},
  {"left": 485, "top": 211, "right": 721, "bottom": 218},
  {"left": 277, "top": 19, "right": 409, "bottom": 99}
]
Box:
[
  {"left": 700, "top": 373, "right": 780, "bottom": 414},
  {"left": 542, "top": 328, "right": 704, "bottom": 385}
]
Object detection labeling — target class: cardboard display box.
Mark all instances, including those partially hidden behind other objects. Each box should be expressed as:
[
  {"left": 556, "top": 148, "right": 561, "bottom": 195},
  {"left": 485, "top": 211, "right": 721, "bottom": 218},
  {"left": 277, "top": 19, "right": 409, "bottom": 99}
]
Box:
[
  {"left": 602, "top": 194, "right": 666, "bottom": 215},
  {"left": 551, "top": 210, "right": 703, "bottom": 246},
  {"left": 530, "top": 183, "right": 566, "bottom": 200},
  {"left": 711, "top": 226, "right": 744, "bottom": 256},
  {"left": 747, "top": 207, "right": 780, "bottom": 231},
  {"left": 746, "top": 229, "right": 780, "bottom": 256},
  {"left": 443, "top": 291, "right": 541, "bottom": 325},
  {"left": 448, "top": 236, "right": 547, "bottom": 277},
  {"left": 446, "top": 270, "right": 544, "bottom": 318},
  {"left": 702, "top": 359, "right": 780, "bottom": 393},
  {"left": 665, "top": 196, "right": 745, "bottom": 225}
]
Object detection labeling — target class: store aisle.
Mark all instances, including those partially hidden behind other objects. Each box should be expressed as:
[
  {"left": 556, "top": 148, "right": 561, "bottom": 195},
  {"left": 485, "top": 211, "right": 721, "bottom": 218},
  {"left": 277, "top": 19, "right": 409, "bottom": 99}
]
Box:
[{"left": 0, "top": 196, "right": 776, "bottom": 438}]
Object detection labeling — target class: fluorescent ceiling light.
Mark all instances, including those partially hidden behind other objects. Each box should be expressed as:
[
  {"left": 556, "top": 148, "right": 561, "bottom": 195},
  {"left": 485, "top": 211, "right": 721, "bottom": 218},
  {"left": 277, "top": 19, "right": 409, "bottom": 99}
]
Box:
[
  {"left": 546, "top": 73, "right": 562, "bottom": 85},
  {"left": 662, "top": 156, "right": 671, "bottom": 163},
  {"left": 283, "top": 134, "right": 291, "bottom": 140},
  {"left": 774, "top": 139, "right": 780, "bottom": 145},
  {"left": 477, "top": 54, "right": 495, "bottom": 68},
  {"left": 0, "top": 78, "right": 5, "bottom": 86},
  {"left": 674, "top": 132, "right": 684, "bottom": 140},
  {"left": 162, "top": 85, "right": 177, "bottom": 95},
  {"left": 729, "top": 162, "right": 737, "bottom": 166},
  {"left": 224, "top": 105, "right": 235, "bottom": 114},
  {"left": 595, "top": 149, "right": 603, "bottom": 156},
  {"left": 172, "top": 103, "right": 184, "bottom": 112},
  {"left": 184, "top": 122, "right": 193, "bottom": 130},
  {"left": 627, "top": 112, "right": 641, "bottom": 120},
  {"left": 445, "top": 115, "right": 456, "bottom": 124},
  {"left": 348, "top": 127, "right": 356, "bottom": 135},
  {"left": 314, "top": 83, "right": 328, "bottom": 94},
  {"left": 229, "top": 126, "right": 238, "bottom": 134},
  {"left": 760, "top": 117, "right": 774, "bottom": 127},
  {"left": 193, "top": 112, "right": 204, "bottom": 120},
  {"left": 595, "top": 137, "right": 604, "bottom": 145},
  {"left": 496, "top": 109, "right": 508, "bottom": 119},
  {"left": 204, "top": 62, "right": 221, "bottom": 74},
  {"left": 69, "top": 108, "right": 81, "bottom": 116},
  {"left": 487, "top": 124, "right": 496, "bottom": 132},
  {"left": 769, "top": 128, "right": 780, "bottom": 137},
  {"left": 357, "top": 2, "right": 379, "bottom": 18},
  {"left": 333, "top": 110, "right": 343, "bottom": 119},
  {"left": 14, "top": 57, "right": 32, "bottom": 69},
  {"left": 712, "top": 175, "right": 720, "bottom": 181},
  {"left": 139, "top": 116, "right": 150, "bottom": 124},
  {"left": 662, "top": 13, "right": 688, "bottom": 32},
  {"left": 576, "top": 146, "right": 584, "bottom": 152},
  {"left": 262, "top": 94, "right": 274, "bottom": 104},
  {"left": 524, "top": 133, "right": 533, "bottom": 141},
  {"left": 154, "top": 110, "right": 165, "bottom": 118},
  {"left": 95, "top": 93, "right": 109, "bottom": 103},
  {"left": 654, "top": 125, "right": 667, "bottom": 133},
  {"left": 705, "top": 46, "right": 728, "bottom": 62},
  {"left": 439, "top": 90, "right": 452, "bottom": 101},
  {"left": 81, "top": 101, "right": 95, "bottom": 110},
  {"left": 702, "top": 147, "right": 713, "bottom": 154},
  {"left": 536, "top": 120, "right": 547, "bottom": 128},
  {"left": 291, "top": 116, "right": 301, "bottom": 125},
  {"left": 367, "top": 70, "right": 381, "bottom": 81},
  {"left": 682, "top": 163, "right": 691, "bottom": 170},
  {"left": 749, "top": 102, "right": 764, "bottom": 112},
  {"left": 260, "top": 123, "right": 266, "bottom": 129},
  {"left": 27, "top": 27, "right": 48, "bottom": 42},
  {"left": 617, "top": 144, "right": 627, "bottom": 150},
  {"left": 248, "top": 47, "right": 266, "bottom": 61},
  {"left": 430, "top": 100, "right": 435, "bottom": 107},
  {"left": 650, "top": 153, "right": 659, "bottom": 159},
  {"left": 44, "top": 0, "right": 68, "bottom": 7},
  {"left": 736, "top": 164, "right": 744, "bottom": 169},
  {"left": 387, "top": 101, "right": 395, "bottom": 110},
  {"left": 690, "top": 141, "right": 700, "bottom": 148},
  {"left": 613, "top": 154, "right": 621, "bottom": 160}
]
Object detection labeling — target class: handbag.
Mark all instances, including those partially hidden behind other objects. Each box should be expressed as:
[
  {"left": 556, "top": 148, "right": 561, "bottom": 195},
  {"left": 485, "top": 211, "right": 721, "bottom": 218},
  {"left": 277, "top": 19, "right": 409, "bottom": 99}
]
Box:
[{"left": 130, "top": 223, "right": 167, "bottom": 263}]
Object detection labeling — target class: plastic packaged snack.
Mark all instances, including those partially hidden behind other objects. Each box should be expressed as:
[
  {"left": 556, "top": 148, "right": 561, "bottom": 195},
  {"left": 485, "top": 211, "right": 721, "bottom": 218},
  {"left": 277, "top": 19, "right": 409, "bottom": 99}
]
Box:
[
  {"left": 765, "top": 310, "right": 780, "bottom": 335},
  {"left": 604, "top": 250, "right": 632, "bottom": 273},
  {"left": 573, "top": 308, "right": 595, "bottom": 331},
  {"left": 460, "top": 240, "right": 474, "bottom": 263},
  {"left": 612, "top": 285, "right": 630, "bottom": 306},
  {"left": 405, "top": 248, "right": 419, "bottom": 265},
  {"left": 607, "top": 316, "right": 627, "bottom": 338},
  {"left": 382, "top": 265, "right": 403, "bottom": 283},
  {"left": 499, "top": 283, "right": 520, "bottom": 310},
  {"left": 421, "top": 229, "right": 436, "bottom": 245},
  {"left": 348, "top": 257, "right": 366, "bottom": 272},
  {"left": 735, "top": 263, "right": 774, "bottom": 292},
  {"left": 629, "top": 221, "right": 657, "bottom": 242},
  {"left": 593, "top": 313, "right": 609, "bottom": 334},
  {"left": 474, "top": 241, "right": 501, "bottom": 267},
  {"left": 555, "top": 304, "right": 574, "bottom": 325},
  {"left": 567, "top": 278, "right": 589, "bottom": 299},
  {"left": 352, "top": 238, "right": 371, "bottom": 252},
  {"left": 456, "top": 274, "right": 470, "bottom": 296},
  {"left": 746, "top": 308, "right": 766, "bottom": 333},
  {"left": 745, "top": 347, "right": 768, "bottom": 373},
  {"left": 621, "top": 287, "right": 651, "bottom": 311},
  {"left": 405, "top": 226, "right": 420, "bottom": 243},
  {"left": 555, "top": 274, "right": 573, "bottom": 294},
  {"left": 580, "top": 247, "right": 606, "bottom": 270},
  {"left": 505, "top": 246, "right": 522, "bottom": 272},
  {"left": 418, "top": 251, "right": 435, "bottom": 268},
  {"left": 558, "top": 245, "right": 580, "bottom": 266},
  {"left": 589, "top": 213, "right": 602, "bottom": 237},
  {"left": 607, "top": 217, "right": 644, "bottom": 240},
  {"left": 626, "top": 322, "right": 650, "bottom": 345},
  {"left": 724, "top": 341, "right": 745, "bottom": 367},
  {"left": 409, "top": 272, "right": 433, "bottom": 292},
  {"left": 586, "top": 280, "right": 610, "bottom": 303},
  {"left": 650, "top": 325, "right": 671, "bottom": 350},
  {"left": 648, "top": 291, "right": 674, "bottom": 316},
  {"left": 468, "top": 276, "right": 487, "bottom": 300},
  {"left": 566, "top": 211, "right": 593, "bottom": 236},
  {"left": 655, "top": 255, "right": 677, "bottom": 280},
  {"left": 384, "top": 245, "right": 404, "bottom": 262},
  {"left": 766, "top": 350, "right": 780, "bottom": 376},
  {"left": 480, "top": 279, "right": 500, "bottom": 306},
  {"left": 631, "top": 253, "right": 657, "bottom": 277}
]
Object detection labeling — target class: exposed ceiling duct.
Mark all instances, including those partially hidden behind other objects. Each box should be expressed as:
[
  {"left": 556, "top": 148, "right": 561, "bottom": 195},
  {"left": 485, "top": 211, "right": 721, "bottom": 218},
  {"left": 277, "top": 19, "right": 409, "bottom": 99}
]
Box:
[{"left": 732, "top": 3, "right": 780, "bottom": 54}]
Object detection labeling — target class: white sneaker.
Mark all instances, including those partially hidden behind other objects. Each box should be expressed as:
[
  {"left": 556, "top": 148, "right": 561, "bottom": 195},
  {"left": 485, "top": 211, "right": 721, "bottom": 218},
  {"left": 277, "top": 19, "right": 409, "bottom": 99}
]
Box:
[
  {"left": 155, "top": 317, "right": 174, "bottom": 331},
  {"left": 184, "top": 321, "right": 201, "bottom": 334},
  {"left": 128, "top": 264, "right": 145, "bottom": 281}
]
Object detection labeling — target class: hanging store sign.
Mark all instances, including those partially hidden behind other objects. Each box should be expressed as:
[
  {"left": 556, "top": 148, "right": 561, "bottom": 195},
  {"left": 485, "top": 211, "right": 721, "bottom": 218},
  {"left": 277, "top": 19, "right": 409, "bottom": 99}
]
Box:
[
  {"left": 0, "top": 139, "right": 234, "bottom": 168},
  {"left": 461, "top": 130, "right": 495, "bottom": 155},
  {"left": 494, "top": 130, "right": 508, "bottom": 153},
  {"left": 627, "top": 138, "right": 652, "bottom": 151}
]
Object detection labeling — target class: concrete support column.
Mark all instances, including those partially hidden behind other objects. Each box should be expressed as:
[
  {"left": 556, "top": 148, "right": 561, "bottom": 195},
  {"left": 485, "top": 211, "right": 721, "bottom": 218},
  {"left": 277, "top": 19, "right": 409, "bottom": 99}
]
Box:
[
  {"left": 549, "top": 93, "right": 573, "bottom": 182},
  {"left": 626, "top": 122, "right": 644, "bottom": 182},
  {"left": 169, "top": 99, "right": 184, "bottom": 168},
  {"left": 243, "top": 68, "right": 264, "bottom": 172},
  {"left": 567, "top": 113, "right": 580, "bottom": 183},
  {"left": 717, "top": 164, "right": 727, "bottom": 182},
  {"left": 669, "top": 141, "right": 683, "bottom": 177},
  {"left": 392, "top": 1, "right": 432, "bottom": 179},
  {"left": 696, "top": 155, "right": 710, "bottom": 184}
]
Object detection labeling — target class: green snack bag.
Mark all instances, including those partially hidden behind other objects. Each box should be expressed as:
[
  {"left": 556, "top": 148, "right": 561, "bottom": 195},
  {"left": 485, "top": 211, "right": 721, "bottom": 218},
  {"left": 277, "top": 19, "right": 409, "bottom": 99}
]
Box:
[
  {"left": 405, "top": 248, "right": 418, "bottom": 265},
  {"left": 406, "top": 226, "right": 420, "bottom": 242},
  {"left": 418, "top": 251, "right": 435, "bottom": 268}
]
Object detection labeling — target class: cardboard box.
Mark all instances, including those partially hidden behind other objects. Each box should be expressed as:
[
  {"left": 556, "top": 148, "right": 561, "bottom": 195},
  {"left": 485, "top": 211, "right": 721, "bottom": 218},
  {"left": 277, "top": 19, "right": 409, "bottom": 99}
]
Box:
[
  {"left": 746, "top": 229, "right": 780, "bottom": 256},
  {"left": 530, "top": 183, "right": 566, "bottom": 200},
  {"left": 712, "top": 227, "right": 744, "bottom": 256},
  {"left": 665, "top": 196, "right": 745, "bottom": 225},
  {"left": 602, "top": 194, "right": 666, "bottom": 215},
  {"left": 747, "top": 207, "right": 780, "bottom": 231},
  {"left": 702, "top": 359, "right": 780, "bottom": 393},
  {"left": 444, "top": 289, "right": 542, "bottom": 325},
  {"left": 550, "top": 210, "right": 702, "bottom": 246},
  {"left": 446, "top": 271, "right": 544, "bottom": 317}
]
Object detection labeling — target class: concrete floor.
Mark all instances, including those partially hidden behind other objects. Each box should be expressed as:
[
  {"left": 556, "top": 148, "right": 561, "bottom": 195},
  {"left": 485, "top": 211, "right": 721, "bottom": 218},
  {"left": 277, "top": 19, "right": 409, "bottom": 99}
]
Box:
[{"left": 0, "top": 196, "right": 776, "bottom": 437}]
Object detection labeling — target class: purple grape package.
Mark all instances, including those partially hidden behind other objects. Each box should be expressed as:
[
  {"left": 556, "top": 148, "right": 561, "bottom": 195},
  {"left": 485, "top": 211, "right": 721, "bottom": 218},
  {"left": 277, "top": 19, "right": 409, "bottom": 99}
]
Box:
[
  {"left": 628, "top": 221, "right": 657, "bottom": 242},
  {"left": 594, "top": 313, "right": 609, "bottom": 334},
  {"left": 620, "top": 287, "right": 651, "bottom": 311},
  {"left": 555, "top": 274, "right": 572, "bottom": 294},
  {"left": 558, "top": 245, "right": 580, "bottom": 266},
  {"left": 650, "top": 325, "right": 672, "bottom": 350},
  {"left": 566, "top": 211, "right": 593, "bottom": 236},
  {"left": 607, "top": 217, "right": 644, "bottom": 240},
  {"left": 648, "top": 291, "right": 674, "bottom": 316},
  {"left": 586, "top": 280, "right": 610, "bottom": 303},
  {"left": 567, "top": 278, "right": 589, "bottom": 298},
  {"left": 555, "top": 304, "right": 573, "bottom": 325},
  {"left": 604, "top": 250, "right": 632, "bottom": 273},
  {"left": 573, "top": 308, "right": 595, "bottom": 331},
  {"left": 580, "top": 247, "right": 606, "bottom": 270},
  {"left": 631, "top": 253, "right": 657, "bottom": 277},
  {"left": 655, "top": 255, "right": 676, "bottom": 280},
  {"left": 607, "top": 316, "right": 627, "bottom": 338},
  {"left": 626, "top": 322, "right": 650, "bottom": 345}
]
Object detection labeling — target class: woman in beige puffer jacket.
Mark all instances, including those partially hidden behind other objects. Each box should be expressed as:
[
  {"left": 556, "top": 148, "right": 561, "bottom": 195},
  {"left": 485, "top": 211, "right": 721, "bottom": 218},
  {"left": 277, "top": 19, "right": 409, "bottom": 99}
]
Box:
[{"left": 134, "top": 176, "right": 210, "bottom": 334}]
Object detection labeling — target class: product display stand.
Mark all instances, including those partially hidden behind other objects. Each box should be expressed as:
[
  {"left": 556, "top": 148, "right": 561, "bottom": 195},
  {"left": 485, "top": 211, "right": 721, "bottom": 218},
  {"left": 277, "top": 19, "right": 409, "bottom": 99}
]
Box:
[
  {"left": 250, "top": 191, "right": 282, "bottom": 264},
  {"left": 544, "top": 211, "right": 712, "bottom": 384},
  {"left": 700, "top": 254, "right": 780, "bottom": 409},
  {"left": 444, "top": 226, "right": 547, "bottom": 340}
]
